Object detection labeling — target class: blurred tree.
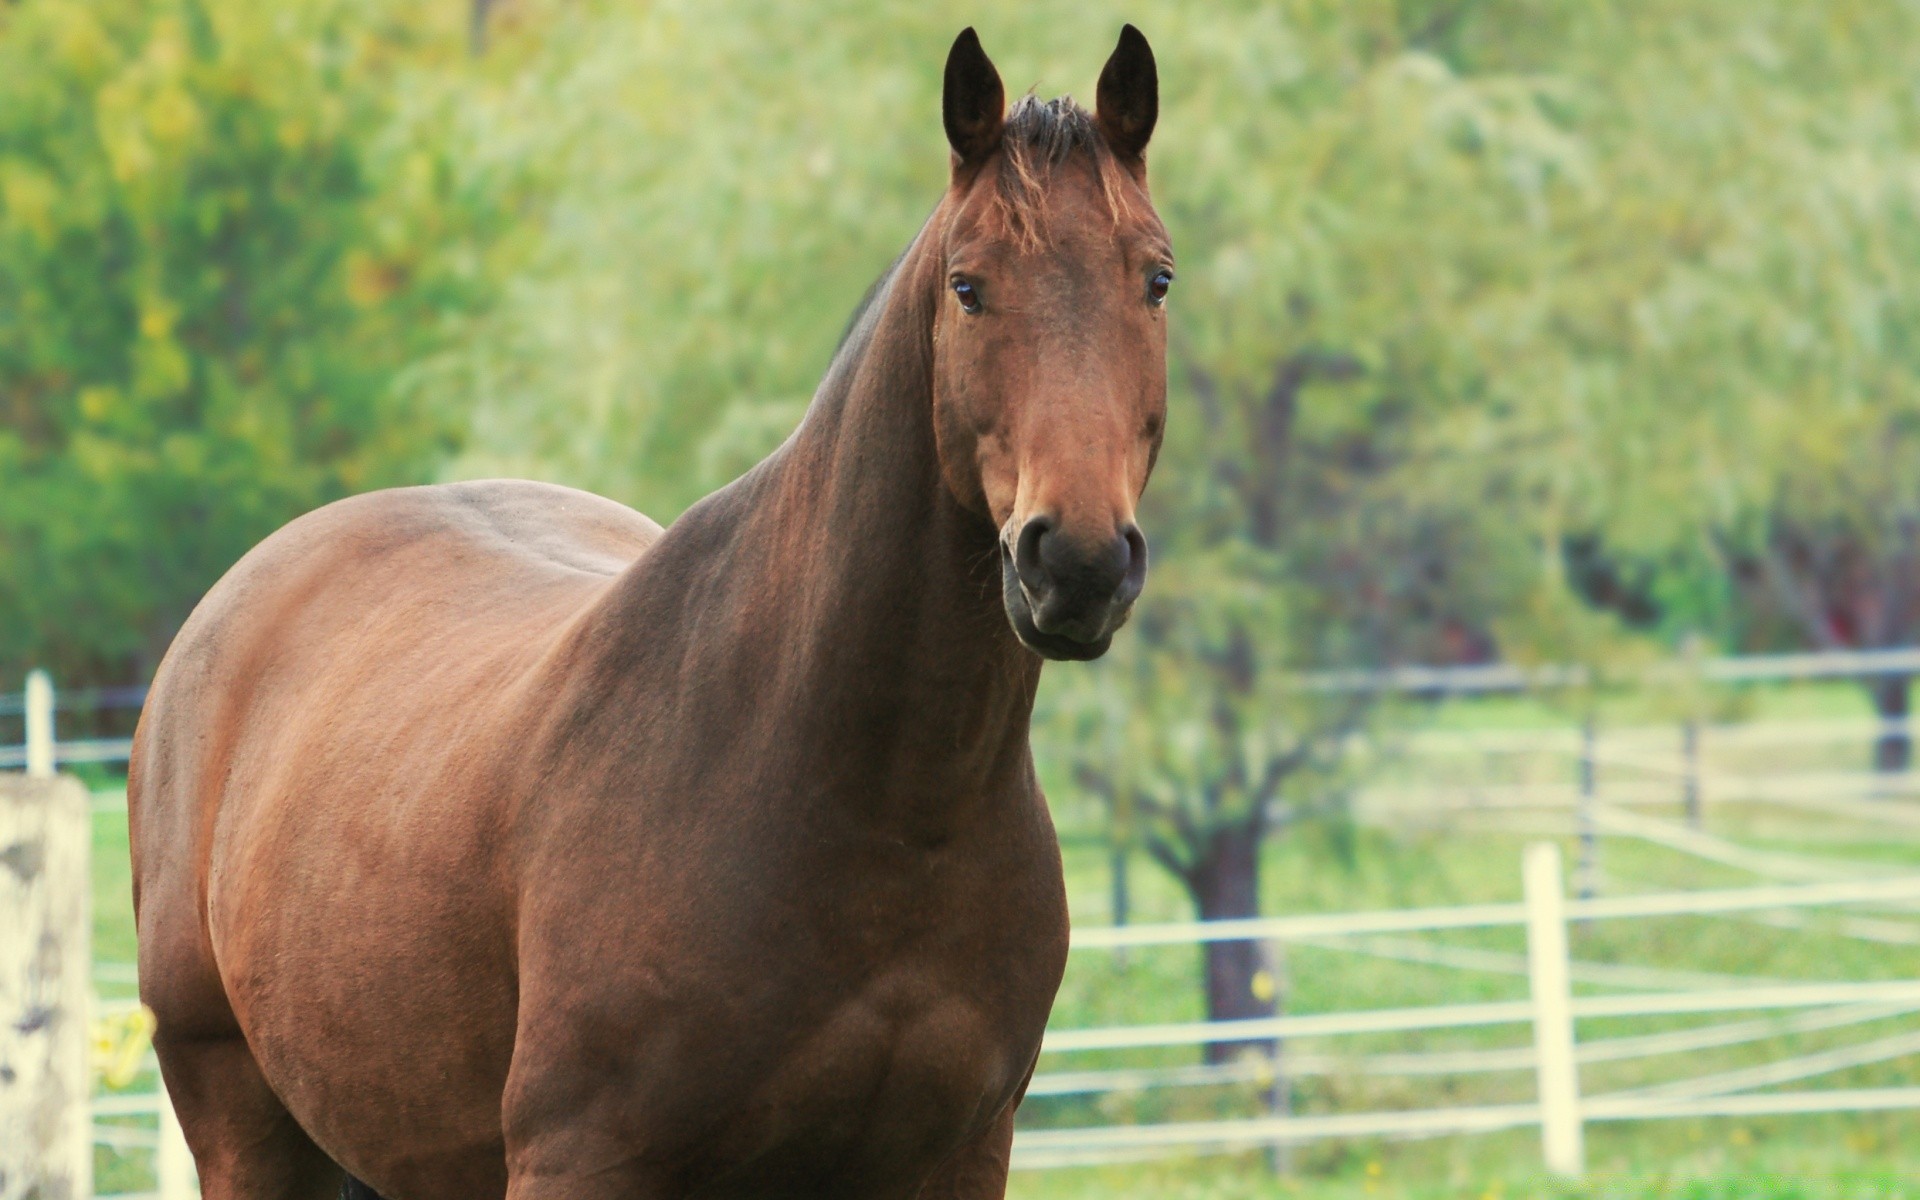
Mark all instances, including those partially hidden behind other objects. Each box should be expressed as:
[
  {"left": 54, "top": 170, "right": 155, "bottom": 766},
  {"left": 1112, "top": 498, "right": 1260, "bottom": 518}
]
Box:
[
  {"left": 1038, "top": 5, "right": 1585, "bottom": 1041},
  {"left": 0, "top": 0, "right": 499, "bottom": 685},
  {"left": 1521, "top": 3, "right": 1920, "bottom": 771},
  {"left": 419, "top": 1, "right": 968, "bottom": 518}
]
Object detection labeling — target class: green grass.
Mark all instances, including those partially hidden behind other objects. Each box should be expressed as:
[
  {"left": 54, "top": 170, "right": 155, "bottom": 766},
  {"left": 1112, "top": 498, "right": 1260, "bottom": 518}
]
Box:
[
  {"left": 1011, "top": 1117, "right": 1920, "bottom": 1199},
  {"left": 93, "top": 789, "right": 136, "bottom": 977}
]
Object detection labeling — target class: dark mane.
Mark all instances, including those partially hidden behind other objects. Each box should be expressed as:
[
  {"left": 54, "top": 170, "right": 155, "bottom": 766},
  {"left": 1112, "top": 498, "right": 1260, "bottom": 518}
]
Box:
[
  {"left": 995, "top": 95, "right": 1133, "bottom": 242},
  {"left": 1003, "top": 94, "right": 1104, "bottom": 166}
]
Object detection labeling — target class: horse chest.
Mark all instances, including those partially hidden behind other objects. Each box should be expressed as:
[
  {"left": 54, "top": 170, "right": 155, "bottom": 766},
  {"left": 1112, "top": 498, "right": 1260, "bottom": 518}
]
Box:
[
  {"left": 507, "top": 827, "right": 1065, "bottom": 1192},
  {"left": 701, "top": 959, "right": 1042, "bottom": 1188},
  {"left": 712, "top": 859, "right": 1063, "bottom": 1169}
]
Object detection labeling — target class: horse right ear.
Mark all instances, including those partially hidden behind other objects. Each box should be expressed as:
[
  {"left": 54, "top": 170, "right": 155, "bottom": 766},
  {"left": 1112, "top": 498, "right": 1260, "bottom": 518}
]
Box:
[
  {"left": 1096, "top": 24, "right": 1157, "bottom": 164},
  {"left": 943, "top": 28, "right": 1005, "bottom": 170}
]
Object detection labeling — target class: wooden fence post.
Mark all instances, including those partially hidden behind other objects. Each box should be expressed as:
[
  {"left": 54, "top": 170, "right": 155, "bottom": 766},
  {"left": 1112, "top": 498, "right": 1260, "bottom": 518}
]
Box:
[
  {"left": 1682, "top": 717, "right": 1703, "bottom": 829},
  {"left": 157, "top": 1081, "right": 197, "bottom": 1200},
  {"left": 1680, "top": 635, "right": 1705, "bottom": 829},
  {"left": 25, "top": 671, "right": 54, "bottom": 780},
  {"left": 0, "top": 772, "right": 92, "bottom": 1200},
  {"left": 1263, "top": 940, "right": 1292, "bottom": 1178},
  {"left": 1576, "top": 717, "right": 1598, "bottom": 903},
  {"left": 1523, "top": 841, "right": 1583, "bottom": 1178}
]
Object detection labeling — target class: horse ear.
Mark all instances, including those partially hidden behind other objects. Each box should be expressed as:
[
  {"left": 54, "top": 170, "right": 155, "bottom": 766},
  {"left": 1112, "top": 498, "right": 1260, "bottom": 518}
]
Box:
[
  {"left": 943, "top": 28, "right": 1005, "bottom": 169},
  {"left": 1095, "top": 24, "right": 1157, "bottom": 164}
]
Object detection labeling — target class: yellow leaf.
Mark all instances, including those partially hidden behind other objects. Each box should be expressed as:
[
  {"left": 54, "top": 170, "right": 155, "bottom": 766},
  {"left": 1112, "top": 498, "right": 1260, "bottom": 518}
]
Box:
[
  {"left": 78, "top": 386, "right": 117, "bottom": 423},
  {"left": 139, "top": 301, "right": 177, "bottom": 340},
  {"left": 145, "top": 87, "right": 200, "bottom": 146},
  {"left": 91, "top": 1005, "right": 157, "bottom": 1090},
  {"left": 0, "top": 161, "right": 59, "bottom": 242}
]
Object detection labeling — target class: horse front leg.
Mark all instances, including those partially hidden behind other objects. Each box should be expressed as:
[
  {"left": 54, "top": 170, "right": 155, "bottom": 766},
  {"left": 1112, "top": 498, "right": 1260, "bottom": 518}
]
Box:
[{"left": 914, "top": 1102, "right": 1018, "bottom": 1200}]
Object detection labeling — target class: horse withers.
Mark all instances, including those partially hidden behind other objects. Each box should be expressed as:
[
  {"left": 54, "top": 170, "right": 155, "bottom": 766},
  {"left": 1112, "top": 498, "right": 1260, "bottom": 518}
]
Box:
[{"left": 130, "top": 25, "right": 1171, "bottom": 1200}]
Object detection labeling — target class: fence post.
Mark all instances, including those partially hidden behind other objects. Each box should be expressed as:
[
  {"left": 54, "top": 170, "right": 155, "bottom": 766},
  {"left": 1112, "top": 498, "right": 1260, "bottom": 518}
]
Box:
[
  {"left": 1523, "top": 841, "right": 1583, "bottom": 1178},
  {"left": 157, "top": 1082, "right": 197, "bottom": 1200},
  {"left": 1682, "top": 717, "right": 1703, "bottom": 829},
  {"left": 1263, "top": 940, "right": 1292, "bottom": 1178},
  {"left": 25, "top": 670, "right": 55, "bottom": 780},
  {"left": 1680, "top": 634, "right": 1705, "bottom": 828},
  {"left": 1576, "top": 716, "right": 1598, "bottom": 903},
  {"left": 0, "top": 772, "right": 92, "bottom": 1200}
]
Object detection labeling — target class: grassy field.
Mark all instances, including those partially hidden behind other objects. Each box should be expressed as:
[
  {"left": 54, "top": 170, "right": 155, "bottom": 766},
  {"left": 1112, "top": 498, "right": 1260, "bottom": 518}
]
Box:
[
  {"left": 80, "top": 677, "right": 1920, "bottom": 1196},
  {"left": 1012, "top": 827, "right": 1920, "bottom": 1199},
  {"left": 1020, "top": 676, "right": 1920, "bottom": 1197}
]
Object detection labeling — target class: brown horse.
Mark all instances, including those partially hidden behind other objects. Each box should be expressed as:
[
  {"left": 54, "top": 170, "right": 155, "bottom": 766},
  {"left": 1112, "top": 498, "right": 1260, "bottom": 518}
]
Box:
[{"left": 129, "top": 25, "right": 1170, "bottom": 1200}]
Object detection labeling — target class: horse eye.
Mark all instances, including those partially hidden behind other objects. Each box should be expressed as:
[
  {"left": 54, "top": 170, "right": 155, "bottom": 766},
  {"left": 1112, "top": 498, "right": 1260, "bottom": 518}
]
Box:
[
  {"left": 951, "top": 278, "right": 982, "bottom": 314},
  {"left": 1147, "top": 270, "right": 1173, "bottom": 306}
]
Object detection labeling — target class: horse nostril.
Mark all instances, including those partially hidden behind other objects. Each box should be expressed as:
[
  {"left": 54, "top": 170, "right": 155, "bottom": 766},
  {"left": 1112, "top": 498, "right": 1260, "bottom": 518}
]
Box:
[
  {"left": 1014, "top": 515, "right": 1054, "bottom": 593},
  {"left": 1115, "top": 522, "right": 1149, "bottom": 608}
]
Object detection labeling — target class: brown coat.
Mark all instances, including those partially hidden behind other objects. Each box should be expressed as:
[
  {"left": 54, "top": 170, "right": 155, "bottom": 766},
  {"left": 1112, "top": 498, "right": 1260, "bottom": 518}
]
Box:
[{"left": 129, "top": 27, "right": 1170, "bottom": 1200}]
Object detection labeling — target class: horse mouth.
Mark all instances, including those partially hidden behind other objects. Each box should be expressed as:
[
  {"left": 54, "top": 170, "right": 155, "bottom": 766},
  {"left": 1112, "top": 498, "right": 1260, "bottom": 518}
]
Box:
[{"left": 1000, "top": 548, "right": 1118, "bottom": 662}]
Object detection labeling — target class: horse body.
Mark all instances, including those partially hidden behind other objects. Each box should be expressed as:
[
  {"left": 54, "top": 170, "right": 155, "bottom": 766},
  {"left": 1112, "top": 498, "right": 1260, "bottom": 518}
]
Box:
[{"left": 131, "top": 26, "right": 1168, "bottom": 1200}]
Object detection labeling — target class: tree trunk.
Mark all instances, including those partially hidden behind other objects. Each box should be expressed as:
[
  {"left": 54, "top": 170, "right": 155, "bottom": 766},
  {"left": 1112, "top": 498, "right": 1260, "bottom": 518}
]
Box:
[
  {"left": 1181, "top": 819, "right": 1275, "bottom": 1064},
  {"left": 1872, "top": 674, "right": 1911, "bottom": 774}
]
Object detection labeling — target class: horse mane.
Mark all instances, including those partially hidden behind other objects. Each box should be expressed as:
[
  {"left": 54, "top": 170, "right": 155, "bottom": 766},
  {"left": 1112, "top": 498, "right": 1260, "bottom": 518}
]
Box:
[{"left": 996, "top": 95, "right": 1137, "bottom": 245}]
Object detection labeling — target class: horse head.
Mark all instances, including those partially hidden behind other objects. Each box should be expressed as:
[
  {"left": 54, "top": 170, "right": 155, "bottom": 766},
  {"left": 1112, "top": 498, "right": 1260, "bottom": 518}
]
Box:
[{"left": 929, "top": 26, "right": 1171, "bottom": 662}]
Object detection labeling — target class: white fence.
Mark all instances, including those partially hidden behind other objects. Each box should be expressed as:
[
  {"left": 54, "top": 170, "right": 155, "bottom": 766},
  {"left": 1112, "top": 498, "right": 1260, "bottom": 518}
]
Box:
[{"left": 1013, "top": 853, "right": 1920, "bottom": 1173}]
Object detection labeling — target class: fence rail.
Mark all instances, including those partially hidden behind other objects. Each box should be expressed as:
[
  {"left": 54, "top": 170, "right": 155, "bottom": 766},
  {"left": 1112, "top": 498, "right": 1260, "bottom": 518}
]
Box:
[
  {"left": 1015, "top": 848, "right": 1920, "bottom": 1175},
  {"left": 1298, "top": 645, "right": 1920, "bottom": 694}
]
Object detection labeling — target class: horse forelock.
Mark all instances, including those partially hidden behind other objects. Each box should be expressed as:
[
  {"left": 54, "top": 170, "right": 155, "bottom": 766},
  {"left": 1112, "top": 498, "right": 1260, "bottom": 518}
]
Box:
[{"left": 993, "top": 95, "right": 1138, "bottom": 248}]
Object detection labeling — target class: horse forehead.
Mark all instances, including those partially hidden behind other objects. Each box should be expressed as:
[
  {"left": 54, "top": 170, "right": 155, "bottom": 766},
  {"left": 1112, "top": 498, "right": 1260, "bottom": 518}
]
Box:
[
  {"left": 1006, "top": 201, "right": 1143, "bottom": 276},
  {"left": 1025, "top": 216, "right": 1154, "bottom": 293},
  {"left": 1012, "top": 244, "right": 1122, "bottom": 310}
]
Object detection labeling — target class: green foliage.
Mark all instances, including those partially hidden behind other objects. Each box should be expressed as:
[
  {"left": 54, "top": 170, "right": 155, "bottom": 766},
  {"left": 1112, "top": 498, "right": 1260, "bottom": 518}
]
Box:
[
  {"left": 424, "top": 2, "right": 998, "bottom": 514},
  {"left": 1031, "top": 0, "right": 1920, "bottom": 914},
  {"left": 0, "top": 0, "right": 496, "bottom": 681},
  {"left": 1040, "top": 1, "right": 1613, "bottom": 906},
  {"left": 16, "top": 0, "right": 1918, "bottom": 688},
  {"left": 1489, "top": 4, "right": 1920, "bottom": 656}
]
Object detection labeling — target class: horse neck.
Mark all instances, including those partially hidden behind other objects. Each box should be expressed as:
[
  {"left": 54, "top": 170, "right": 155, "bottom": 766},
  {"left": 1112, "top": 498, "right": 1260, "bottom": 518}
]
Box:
[
  {"left": 586, "top": 222, "right": 1043, "bottom": 837},
  {"left": 766, "top": 235, "right": 1043, "bottom": 812}
]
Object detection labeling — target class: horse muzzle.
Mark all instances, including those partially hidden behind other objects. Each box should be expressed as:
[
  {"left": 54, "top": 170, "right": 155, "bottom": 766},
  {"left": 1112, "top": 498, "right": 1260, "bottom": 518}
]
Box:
[{"left": 1000, "top": 515, "right": 1148, "bottom": 661}]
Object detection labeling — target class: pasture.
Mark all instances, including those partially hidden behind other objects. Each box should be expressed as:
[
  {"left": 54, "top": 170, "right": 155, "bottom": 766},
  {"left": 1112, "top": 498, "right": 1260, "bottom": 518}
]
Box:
[{"left": 1028, "top": 671, "right": 1920, "bottom": 1195}]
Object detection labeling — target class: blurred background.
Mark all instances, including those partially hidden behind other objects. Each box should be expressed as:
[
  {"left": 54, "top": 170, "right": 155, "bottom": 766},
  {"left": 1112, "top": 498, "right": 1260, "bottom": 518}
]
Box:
[{"left": 6, "top": 0, "right": 1920, "bottom": 1196}]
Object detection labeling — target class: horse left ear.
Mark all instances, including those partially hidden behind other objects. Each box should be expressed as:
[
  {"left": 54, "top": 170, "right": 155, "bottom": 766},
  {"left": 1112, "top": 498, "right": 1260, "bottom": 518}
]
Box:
[
  {"left": 1095, "top": 24, "right": 1157, "bottom": 164},
  {"left": 944, "top": 28, "right": 1005, "bottom": 170}
]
